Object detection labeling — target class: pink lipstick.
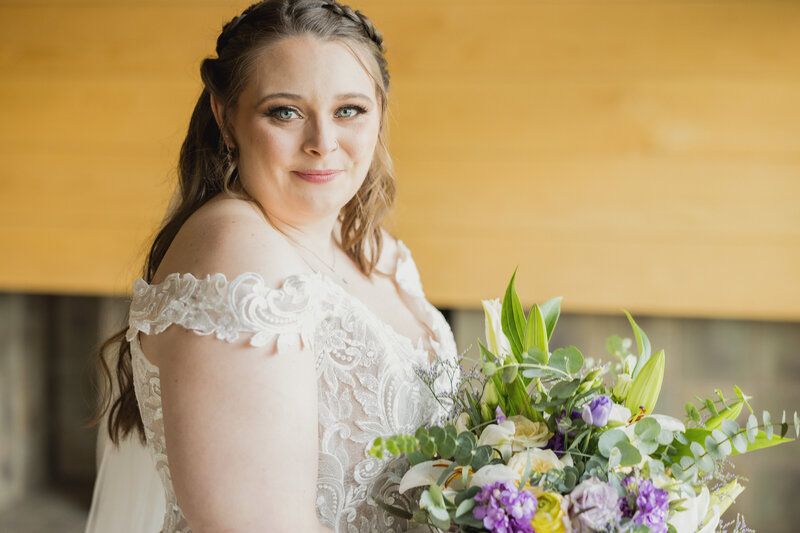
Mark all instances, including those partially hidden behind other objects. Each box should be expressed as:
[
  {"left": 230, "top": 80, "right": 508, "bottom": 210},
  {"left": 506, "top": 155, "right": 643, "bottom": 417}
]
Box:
[{"left": 292, "top": 170, "right": 342, "bottom": 183}]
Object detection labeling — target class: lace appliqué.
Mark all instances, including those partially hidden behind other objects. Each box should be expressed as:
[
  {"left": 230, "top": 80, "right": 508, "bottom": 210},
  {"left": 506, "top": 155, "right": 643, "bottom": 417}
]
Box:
[
  {"left": 126, "top": 272, "right": 318, "bottom": 352},
  {"left": 129, "top": 242, "right": 459, "bottom": 533}
]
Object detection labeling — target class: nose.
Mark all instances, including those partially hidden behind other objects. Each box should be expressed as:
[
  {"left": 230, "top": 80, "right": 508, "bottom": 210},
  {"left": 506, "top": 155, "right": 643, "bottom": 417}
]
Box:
[{"left": 303, "top": 116, "right": 339, "bottom": 157}]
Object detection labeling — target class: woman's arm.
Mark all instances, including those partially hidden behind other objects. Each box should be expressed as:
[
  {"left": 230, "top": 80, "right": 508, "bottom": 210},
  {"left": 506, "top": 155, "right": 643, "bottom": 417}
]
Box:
[{"left": 144, "top": 198, "right": 329, "bottom": 532}]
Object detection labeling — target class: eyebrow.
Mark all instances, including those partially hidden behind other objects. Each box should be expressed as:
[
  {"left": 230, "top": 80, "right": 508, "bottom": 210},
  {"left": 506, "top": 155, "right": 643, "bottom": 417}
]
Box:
[{"left": 257, "top": 92, "right": 374, "bottom": 106}]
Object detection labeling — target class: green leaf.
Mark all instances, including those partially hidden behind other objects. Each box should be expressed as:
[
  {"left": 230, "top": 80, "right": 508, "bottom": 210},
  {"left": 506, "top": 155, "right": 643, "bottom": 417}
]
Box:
[
  {"left": 795, "top": 411, "right": 799, "bottom": 439},
  {"left": 455, "top": 498, "right": 476, "bottom": 518},
  {"left": 720, "top": 419, "right": 739, "bottom": 438},
  {"left": 598, "top": 429, "right": 628, "bottom": 457},
  {"left": 454, "top": 486, "right": 481, "bottom": 506},
  {"left": 438, "top": 435, "right": 457, "bottom": 459},
  {"left": 746, "top": 414, "right": 759, "bottom": 442},
  {"left": 482, "top": 361, "right": 497, "bottom": 376},
  {"left": 704, "top": 399, "right": 719, "bottom": 417},
  {"left": 523, "top": 304, "right": 548, "bottom": 355},
  {"left": 501, "top": 363, "right": 519, "bottom": 383},
  {"left": 624, "top": 310, "right": 652, "bottom": 378},
  {"left": 501, "top": 270, "right": 527, "bottom": 361},
  {"left": 455, "top": 431, "right": 477, "bottom": 465},
  {"left": 526, "top": 347, "right": 548, "bottom": 365},
  {"left": 471, "top": 445, "right": 492, "bottom": 472},
  {"left": 616, "top": 441, "right": 643, "bottom": 467},
  {"left": 732, "top": 433, "right": 749, "bottom": 454},
  {"left": 731, "top": 430, "right": 793, "bottom": 455},
  {"left": 428, "top": 484, "right": 445, "bottom": 508},
  {"left": 551, "top": 346, "right": 584, "bottom": 375},
  {"left": 635, "top": 418, "right": 662, "bottom": 441},
  {"left": 540, "top": 296, "right": 562, "bottom": 341},
  {"left": 550, "top": 379, "right": 580, "bottom": 399},
  {"left": 685, "top": 403, "right": 702, "bottom": 425}
]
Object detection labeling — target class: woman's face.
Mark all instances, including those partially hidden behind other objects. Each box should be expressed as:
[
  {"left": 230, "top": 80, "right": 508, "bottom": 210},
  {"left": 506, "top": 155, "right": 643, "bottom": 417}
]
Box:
[{"left": 228, "top": 35, "right": 382, "bottom": 227}]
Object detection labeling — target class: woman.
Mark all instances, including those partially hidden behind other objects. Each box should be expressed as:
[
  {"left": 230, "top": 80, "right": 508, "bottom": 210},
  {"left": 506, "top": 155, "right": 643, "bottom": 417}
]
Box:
[{"left": 86, "top": 1, "right": 457, "bottom": 532}]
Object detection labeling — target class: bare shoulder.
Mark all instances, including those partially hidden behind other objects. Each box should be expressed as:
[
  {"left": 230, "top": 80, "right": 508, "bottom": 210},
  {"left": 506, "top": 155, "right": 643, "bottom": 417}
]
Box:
[{"left": 152, "top": 194, "right": 308, "bottom": 287}]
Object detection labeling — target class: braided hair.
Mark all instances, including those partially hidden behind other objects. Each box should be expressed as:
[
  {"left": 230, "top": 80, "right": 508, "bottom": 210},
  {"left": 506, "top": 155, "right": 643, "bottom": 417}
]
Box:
[{"left": 95, "top": 0, "right": 395, "bottom": 444}]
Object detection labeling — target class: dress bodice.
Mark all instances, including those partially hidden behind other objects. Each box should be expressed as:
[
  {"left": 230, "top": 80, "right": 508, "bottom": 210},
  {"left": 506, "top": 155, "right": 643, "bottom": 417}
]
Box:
[{"left": 126, "top": 241, "right": 458, "bottom": 533}]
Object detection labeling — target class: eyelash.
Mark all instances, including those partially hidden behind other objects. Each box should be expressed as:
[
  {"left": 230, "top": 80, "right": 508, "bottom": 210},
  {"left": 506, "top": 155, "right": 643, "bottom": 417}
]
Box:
[{"left": 266, "top": 105, "right": 368, "bottom": 121}]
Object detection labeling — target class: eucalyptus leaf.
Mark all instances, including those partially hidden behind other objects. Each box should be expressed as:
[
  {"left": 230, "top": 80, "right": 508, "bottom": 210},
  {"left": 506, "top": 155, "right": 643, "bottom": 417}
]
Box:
[
  {"left": 455, "top": 498, "right": 476, "bottom": 518},
  {"left": 763, "top": 411, "right": 773, "bottom": 440},
  {"left": 471, "top": 445, "right": 493, "bottom": 472},
  {"left": 746, "top": 414, "right": 758, "bottom": 442},
  {"left": 526, "top": 347, "right": 548, "bottom": 365},
  {"left": 635, "top": 418, "right": 661, "bottom": 441},
  {"left": 550, "top": 379, "right": 580, "bottom": 399},
  {"left": 551, "top": 346, "right": 584, "bottom": 375},
  {"left": 616, "top": 441, "right": 643, "bottom": 467},
  {"left": 598, "top": 429, "right": 628, "bottom": 458},
  {"left": 720, "top": 419, "right": 739, "bottom": 438},
  {"left": 732, "top": 433, "right": 749, "bottom": 454},
  {"left": 501, "top": 363, "right": 519, "bottom": 383},
  {"left": 711, "top": 429, "right": 732, "bottom": 456}
]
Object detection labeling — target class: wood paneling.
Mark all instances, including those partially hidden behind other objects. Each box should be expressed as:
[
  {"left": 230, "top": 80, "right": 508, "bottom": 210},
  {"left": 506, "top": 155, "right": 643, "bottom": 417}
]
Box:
[{"left": 1, "top": 1, "right": 799, "bottom": 319}]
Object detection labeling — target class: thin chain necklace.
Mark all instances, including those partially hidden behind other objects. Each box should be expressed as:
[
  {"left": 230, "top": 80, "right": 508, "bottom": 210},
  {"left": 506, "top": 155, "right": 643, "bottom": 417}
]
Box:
[{"left": 284, "top": 233, "right": 349, "bottom": 285}]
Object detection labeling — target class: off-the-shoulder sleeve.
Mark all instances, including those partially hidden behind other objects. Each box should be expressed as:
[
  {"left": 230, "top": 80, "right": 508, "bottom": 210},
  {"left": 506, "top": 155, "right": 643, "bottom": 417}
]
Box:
[{"left": 125, "top": 272, "right": 322, "bottom": 353}]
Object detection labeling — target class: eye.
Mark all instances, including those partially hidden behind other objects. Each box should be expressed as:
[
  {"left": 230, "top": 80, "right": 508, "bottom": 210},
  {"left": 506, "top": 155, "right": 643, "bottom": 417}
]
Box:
[
  {"left": 267, "top": 106, "right": 300, "bottom": 121},
  {"left": 335, "top": 105, "right": 367, "bottom": 119}
]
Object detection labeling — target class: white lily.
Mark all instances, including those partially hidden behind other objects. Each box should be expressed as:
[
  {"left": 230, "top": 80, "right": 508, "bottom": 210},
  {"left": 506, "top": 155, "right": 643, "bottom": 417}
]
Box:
[
  {"left": 482, "top": 299, "right": 512, "bottom": 358},
  {"left": 668, "top": 487, "right": 710, "bottom": 533},
  {"left": 469, "top": 464, "right": 519, "bottom": 488},
  {"left": 477, "top": 420, "right": 516, "bottom": 461},
  {"left": 398, "top": 460, "right": 467, "bottom": 494},
  {"left": 608, "top": 403, "right": 632, "bottom": 424}
]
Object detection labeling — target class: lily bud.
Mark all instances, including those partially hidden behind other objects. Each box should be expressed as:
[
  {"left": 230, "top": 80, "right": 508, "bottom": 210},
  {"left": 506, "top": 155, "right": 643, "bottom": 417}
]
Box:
[
  {"left": 624, "top": 349, "right": 665, "bottom": 416},
  {"left": 613, "top": 374, "right": 633, "bottom": 401},
  {"left": 482, "top": 381, "right": 500, "bottom": 409},
  {"left": 705, "top": 400, "right": 745, "bottom": 431},
  {"left": 480, "top": 402, "right": 493, "bottom": 423},
  {"left": 710, "top": 480, "right": 745, "bottom": 516}
]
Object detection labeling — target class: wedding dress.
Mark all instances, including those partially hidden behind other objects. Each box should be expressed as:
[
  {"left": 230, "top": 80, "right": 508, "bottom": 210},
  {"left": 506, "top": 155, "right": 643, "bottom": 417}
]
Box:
[{"left": 85, "top": 240, "right": 458, "bottom": 533}]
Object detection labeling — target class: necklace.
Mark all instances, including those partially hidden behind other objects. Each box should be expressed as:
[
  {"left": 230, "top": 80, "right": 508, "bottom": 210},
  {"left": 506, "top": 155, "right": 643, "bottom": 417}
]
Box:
[{"left": 284, "top": 233, "right": 349, "bottom": 285}]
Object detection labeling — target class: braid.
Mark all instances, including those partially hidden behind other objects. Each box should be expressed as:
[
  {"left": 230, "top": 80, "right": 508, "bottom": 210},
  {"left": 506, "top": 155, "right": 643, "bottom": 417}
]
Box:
[{"left": 320, "top": 1, "right": 384, "bottom": 51}]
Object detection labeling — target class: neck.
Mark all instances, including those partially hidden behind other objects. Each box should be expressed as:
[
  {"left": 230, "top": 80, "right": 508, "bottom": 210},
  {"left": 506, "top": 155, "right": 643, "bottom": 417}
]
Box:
[{"left": 267, "top": 212, "right": 340, "bottom": 262}]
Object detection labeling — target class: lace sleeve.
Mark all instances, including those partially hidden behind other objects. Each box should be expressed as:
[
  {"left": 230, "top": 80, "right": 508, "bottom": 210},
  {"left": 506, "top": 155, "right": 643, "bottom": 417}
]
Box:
[{"left": 124, "top": 272, "right": 322, "bottom": 353}]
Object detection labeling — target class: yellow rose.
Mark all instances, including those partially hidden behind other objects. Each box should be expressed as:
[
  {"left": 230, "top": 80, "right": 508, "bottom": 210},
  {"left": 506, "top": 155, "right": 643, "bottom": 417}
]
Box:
[
  {"left": 531, "top": 492, "right": 570, "bottom": 533},
  {"left": 508, "top": 415, "right": 552, "bottom": 451}
]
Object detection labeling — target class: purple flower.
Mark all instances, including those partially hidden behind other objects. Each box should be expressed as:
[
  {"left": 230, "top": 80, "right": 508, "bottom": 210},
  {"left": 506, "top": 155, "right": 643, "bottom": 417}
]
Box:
[
  {"left": 582, "top": 395, "right": 613, "bottom": 427},
  {"left": 569, "top": 477, "right": 621, "bottom": 531},
  {"left": 495, "top": 405, "right": 506, "bottom": 424},
  {"left": 620, "top": 477, "right": 670, "bottom": 533},
  {"left": 473, "top": 481, "right": 537, "bottom": 533}
]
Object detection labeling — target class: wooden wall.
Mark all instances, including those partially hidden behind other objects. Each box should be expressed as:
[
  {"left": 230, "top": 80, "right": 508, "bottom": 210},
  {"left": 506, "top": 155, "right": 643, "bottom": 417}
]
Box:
[{"left": 2, "top": 0, "right": 799, "bottom": 320}]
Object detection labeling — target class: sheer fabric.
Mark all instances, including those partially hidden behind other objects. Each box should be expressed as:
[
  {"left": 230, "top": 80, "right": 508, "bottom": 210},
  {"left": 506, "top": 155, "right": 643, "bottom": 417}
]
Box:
[{"left": 89, "top": 241, "right": 457, "bottom": 533}]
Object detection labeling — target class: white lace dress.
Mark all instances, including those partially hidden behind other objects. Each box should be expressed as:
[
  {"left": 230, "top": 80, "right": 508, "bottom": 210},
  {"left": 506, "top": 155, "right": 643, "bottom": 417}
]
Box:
[{"left": 125, "top": 241, "right": 458, "bottom": 533}]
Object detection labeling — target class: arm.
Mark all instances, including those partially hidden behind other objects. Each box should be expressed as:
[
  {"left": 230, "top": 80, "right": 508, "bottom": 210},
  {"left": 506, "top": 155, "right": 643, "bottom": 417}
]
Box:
[
  {"left": 153, "top": 326, "right": 324, "bottom": 533},
  {"left": 144, "top": 198, "right": 331, "bottom": 532}
]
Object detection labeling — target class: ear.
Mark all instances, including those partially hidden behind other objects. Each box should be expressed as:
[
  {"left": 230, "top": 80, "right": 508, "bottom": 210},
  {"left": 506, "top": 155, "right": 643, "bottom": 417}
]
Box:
[{"left": 209, "top": 94, "right": 232, "bottom": 148}]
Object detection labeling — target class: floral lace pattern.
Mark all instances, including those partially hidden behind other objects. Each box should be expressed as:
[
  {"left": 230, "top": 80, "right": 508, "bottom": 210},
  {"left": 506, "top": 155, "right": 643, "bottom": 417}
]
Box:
[{"left": 128, "top": 241, "right": 458, "bottom": 532}]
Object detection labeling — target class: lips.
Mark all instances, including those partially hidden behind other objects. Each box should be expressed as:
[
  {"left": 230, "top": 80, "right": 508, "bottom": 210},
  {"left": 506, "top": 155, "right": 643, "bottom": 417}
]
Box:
[{"left": 292, "top": 170, "right": 342, "bottom": 184}]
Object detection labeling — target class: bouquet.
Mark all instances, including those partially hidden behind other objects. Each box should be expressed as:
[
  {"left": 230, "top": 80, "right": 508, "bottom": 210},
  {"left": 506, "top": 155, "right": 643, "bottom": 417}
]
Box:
[{"left": 370, "top": 272, "right": 798, "bottom": 533}]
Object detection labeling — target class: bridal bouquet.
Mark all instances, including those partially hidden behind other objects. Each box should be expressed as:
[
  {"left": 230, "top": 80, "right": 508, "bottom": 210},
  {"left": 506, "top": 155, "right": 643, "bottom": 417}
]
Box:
[{"left": 370, "top": 273, "right": 797, "bottom": 533}]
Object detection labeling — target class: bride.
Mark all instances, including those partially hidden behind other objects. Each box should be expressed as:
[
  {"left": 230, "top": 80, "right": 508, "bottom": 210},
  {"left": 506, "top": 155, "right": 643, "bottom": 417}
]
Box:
[{"left": 85, "top": 1, "right": 457, "bottom": 532}]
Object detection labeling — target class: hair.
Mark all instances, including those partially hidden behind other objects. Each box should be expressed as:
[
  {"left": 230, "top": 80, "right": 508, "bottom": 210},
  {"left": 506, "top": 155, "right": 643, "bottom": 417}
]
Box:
[{"left": 94, "top": 0, "right": 394, "bottom": 444}]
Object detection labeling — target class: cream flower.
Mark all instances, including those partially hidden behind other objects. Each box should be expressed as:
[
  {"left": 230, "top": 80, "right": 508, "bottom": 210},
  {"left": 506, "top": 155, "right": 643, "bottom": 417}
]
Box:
[
  {"left": 507, "top": 448, "right": 565, "bottom": 480},
  {"left": 508, "top": 415, "right": 552, "bottom": 451},
  {"left": 477, "top": 420, "right": 516, "bottom": 461}
]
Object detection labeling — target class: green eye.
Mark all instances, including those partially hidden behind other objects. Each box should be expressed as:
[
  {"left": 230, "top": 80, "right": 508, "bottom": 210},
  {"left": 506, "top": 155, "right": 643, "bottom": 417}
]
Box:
[
  {"left": 268, "top": 107, "right": 299, "bottom": 120},
  {"left": 336, "top": 105, "right": 366, "bottom": 118}
]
